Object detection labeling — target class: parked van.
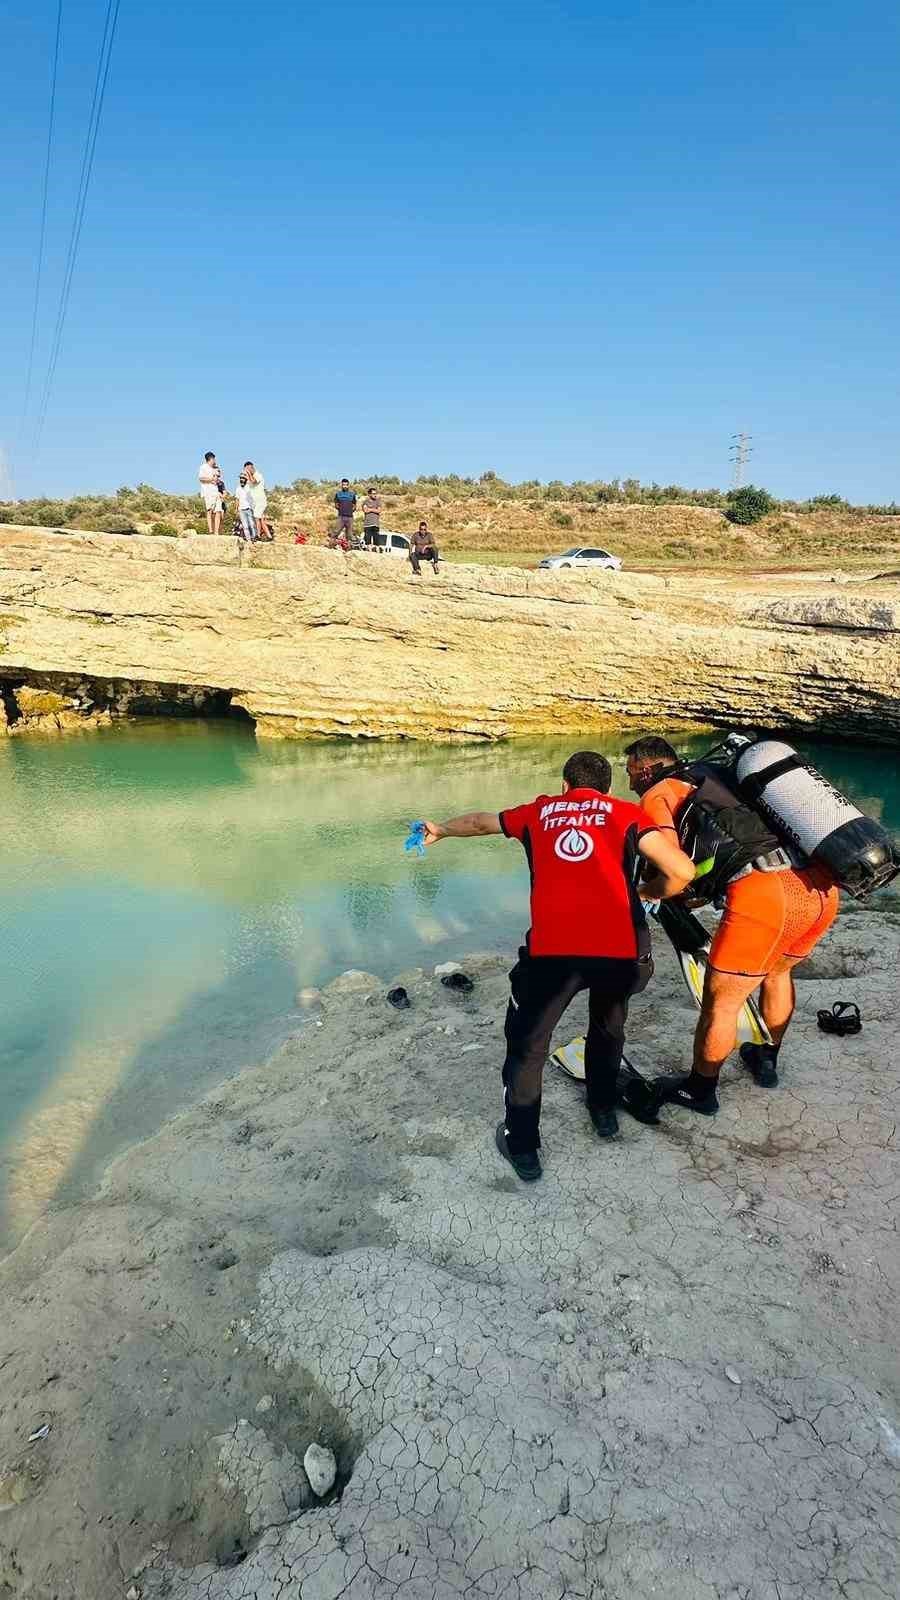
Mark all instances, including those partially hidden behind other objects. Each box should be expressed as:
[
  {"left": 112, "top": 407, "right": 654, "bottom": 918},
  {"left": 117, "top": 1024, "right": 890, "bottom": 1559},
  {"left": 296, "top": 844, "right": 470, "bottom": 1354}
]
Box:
[{"left": 364, "top": 529, "right": 411, "bottom": 558}]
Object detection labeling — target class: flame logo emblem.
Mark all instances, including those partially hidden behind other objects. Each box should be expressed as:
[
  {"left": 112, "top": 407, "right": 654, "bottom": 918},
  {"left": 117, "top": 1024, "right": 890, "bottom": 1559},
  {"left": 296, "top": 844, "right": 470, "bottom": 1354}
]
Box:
[{"left": 555, "top": 826, "right": 594, "bottom": 862}]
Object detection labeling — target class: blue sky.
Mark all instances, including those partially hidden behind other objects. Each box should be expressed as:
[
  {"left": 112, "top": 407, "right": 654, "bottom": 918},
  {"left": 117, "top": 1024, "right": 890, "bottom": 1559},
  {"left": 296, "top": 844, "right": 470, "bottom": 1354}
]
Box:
[{"left": 2, "top": 0, "right": 898, "bottom": 502}]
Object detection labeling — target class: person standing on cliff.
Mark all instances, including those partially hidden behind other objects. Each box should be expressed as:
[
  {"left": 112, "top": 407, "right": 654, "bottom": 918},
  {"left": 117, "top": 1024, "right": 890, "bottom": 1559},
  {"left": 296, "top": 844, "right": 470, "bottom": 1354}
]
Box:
[
  {"left": 334, "top": 479, "right": 357, "bottom": 538},
  {"left": 198, "top": 452, "right": 224, "bottom": 535},
  {"left": 362, "top": 487, "right": 381, "bottom": 547},
  {"left": 244, "top": 462, "right": 271, "bottom": 540},
  {"left": 234, "top": 473, "right": 259, "bottom": 541},
  {"left": 419, "top": 751, "right": 695, "bottom": 1181}
]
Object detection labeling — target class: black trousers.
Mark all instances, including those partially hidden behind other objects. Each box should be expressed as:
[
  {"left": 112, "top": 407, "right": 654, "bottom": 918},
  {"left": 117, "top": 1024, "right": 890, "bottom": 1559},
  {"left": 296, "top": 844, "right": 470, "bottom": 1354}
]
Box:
[
  {"left": 502, "top": 951, "right": 644, "bottom": 1154},
  {"left": 410, "top": 546, "right": 438, "bottom": 573},
  {"left": 363, "top": 527, "right": 380, "bottom": 545}
]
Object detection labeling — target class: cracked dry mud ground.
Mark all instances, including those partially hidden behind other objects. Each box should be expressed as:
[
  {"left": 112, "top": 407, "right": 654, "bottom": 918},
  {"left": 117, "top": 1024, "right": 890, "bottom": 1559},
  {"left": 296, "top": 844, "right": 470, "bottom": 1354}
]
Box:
[{"left": 1, "top": 911, "right": 898, "bottom": 1600}]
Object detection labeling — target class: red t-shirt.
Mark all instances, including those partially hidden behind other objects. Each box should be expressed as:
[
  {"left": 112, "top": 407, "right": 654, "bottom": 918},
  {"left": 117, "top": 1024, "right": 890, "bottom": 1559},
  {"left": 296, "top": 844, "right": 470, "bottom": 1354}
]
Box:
[{"left": 499, "top": 788, "right": 657, "bottom": 959}]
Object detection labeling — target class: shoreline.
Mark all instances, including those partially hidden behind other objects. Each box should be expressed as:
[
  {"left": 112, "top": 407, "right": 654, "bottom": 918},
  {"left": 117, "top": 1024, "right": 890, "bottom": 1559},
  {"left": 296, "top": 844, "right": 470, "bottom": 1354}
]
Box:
[{"left": 1, "top": 910, "right": 898, "bottom": 1598}]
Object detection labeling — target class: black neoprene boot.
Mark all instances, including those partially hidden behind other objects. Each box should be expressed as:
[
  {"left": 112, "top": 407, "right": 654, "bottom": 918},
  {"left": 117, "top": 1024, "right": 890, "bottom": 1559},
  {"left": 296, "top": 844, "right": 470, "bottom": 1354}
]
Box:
[
  {"left": 740, "top": 1042, "right": 779, "bottom": 1087},
  {"left": 653, "top": 1072, "right": 719, "bottom": 1116},
  {"left": 495, "top": 1122, "right": 542, "bottom": 1182},
  {"left": 589, "top": 1106, "right": 620, "bottom": 1139}
]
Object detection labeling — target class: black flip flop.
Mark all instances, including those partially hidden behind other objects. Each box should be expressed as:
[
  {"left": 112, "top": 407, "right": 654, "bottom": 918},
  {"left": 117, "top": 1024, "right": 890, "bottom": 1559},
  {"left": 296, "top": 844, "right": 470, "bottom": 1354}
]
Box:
[
  {"left": 441, "top": 972, "right": 474, "bottom": 994},
  {"left": 817, "top": 1001, "right": 861, "bottom": 1036}
]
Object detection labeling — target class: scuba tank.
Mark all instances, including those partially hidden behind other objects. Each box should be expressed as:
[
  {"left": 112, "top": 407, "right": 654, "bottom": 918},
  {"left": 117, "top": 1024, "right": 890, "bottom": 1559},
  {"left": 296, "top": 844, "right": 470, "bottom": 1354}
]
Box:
[
  {"left": 732, "top": 737, "right": 899, "bottom": 899},
  {"left": 658, "top": 733, "right": 898, "bottom": 903}
]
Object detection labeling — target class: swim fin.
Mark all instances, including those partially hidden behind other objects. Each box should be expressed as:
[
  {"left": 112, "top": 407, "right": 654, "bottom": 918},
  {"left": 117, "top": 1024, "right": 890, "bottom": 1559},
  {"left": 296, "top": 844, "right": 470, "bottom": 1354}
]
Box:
[
  {"left": 549, "top": 1046, "right": 661, "bottom": 1124},
  {"left": 654, "top": 901, "right": 772, "bottom": 1047},
  {"left": 551, "top": 898, "right": 770, "bottom": 1094}
]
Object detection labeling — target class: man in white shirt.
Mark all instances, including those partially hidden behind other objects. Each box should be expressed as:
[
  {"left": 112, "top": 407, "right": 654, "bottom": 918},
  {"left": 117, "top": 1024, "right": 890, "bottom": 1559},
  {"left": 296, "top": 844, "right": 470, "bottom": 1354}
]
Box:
[
  {"left": 234, "top": 474, "right": 258, "bottom": 541},
  {"left": 244, "top": 462, "right": 271, "bottom": 540},
  {"left": 198, "top": 452, "right": 224, "bottom": 535}
]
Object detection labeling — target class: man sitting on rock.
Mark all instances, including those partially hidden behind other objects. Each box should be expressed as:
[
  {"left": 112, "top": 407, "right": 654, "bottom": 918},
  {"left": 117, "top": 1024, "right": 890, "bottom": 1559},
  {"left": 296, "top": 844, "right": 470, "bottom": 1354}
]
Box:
[
  {"left": 420, "top": 751, "right": 694, "bottom": 1181},
  {"left": 409, "top": 522, "right": 439, "bottom": 574}
]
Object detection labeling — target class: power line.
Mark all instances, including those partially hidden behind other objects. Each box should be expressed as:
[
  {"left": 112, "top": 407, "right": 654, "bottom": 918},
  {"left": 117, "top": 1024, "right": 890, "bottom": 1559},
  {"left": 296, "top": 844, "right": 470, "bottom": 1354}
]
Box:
[
  {"left": 729, "top": 430, "right": 753, "bottom": 489},
  {"left": 0, "top": 448, "right": 14, "bottom": 504},
  {"left": 33, "top": 0, "right": 122, "bottom": 453},
  {"left": 18, "top": 0, "right": 64, "bottom": 445}
]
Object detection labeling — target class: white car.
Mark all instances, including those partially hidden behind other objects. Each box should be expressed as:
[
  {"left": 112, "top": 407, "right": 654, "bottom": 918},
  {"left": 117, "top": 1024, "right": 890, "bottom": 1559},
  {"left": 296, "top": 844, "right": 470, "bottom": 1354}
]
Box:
[
  {"left": 363, "top": 528, "right": 412, "bottom": 558},
  {"left": 538, "top": 546, "right": 622, "bottom": 571}
]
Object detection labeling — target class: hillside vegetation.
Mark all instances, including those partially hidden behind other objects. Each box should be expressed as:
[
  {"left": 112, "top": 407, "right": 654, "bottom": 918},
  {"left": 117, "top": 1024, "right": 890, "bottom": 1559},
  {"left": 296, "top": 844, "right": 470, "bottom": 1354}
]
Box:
[{"left": 2, "top": 474, "right": 898, "bottom": 570}]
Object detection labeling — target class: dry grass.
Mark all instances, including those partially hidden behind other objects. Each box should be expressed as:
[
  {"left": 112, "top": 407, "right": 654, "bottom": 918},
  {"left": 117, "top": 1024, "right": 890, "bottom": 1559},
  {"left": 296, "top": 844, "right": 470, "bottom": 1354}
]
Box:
[
  {"left": 2, "top": 482, "right": 897, "bottom": 571},
  {"left": 281, "top": 491, "right": 899, "bottom": 571}
]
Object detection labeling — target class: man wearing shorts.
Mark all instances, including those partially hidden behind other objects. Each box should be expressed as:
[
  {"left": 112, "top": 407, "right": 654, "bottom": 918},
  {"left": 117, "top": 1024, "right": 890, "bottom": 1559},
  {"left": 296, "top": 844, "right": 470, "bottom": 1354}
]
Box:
[
  {"left": 244, "top": 462, "right": 271, "bottom": 540},
  {"left": 624, "top": 735, "right": 840, "bottom": 1114},
  {"left": 198, "top": 452, "right": 224, "bottom": 535},
  {"left": 420, "top": 750, "right": 695, "bottom": 1180}
]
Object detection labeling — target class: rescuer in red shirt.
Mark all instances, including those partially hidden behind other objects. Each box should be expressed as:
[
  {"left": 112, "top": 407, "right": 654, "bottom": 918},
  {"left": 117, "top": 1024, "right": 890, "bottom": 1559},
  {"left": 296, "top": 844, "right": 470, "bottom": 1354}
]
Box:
[{"left": 421, "top": 750, "right": 695, "bottom": 1181}]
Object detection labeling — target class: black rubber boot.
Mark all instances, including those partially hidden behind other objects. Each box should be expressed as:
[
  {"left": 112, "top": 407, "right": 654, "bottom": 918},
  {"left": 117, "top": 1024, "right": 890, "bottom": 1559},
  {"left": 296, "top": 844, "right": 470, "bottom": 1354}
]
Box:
[
  {"left": 589, "top": 1106, "right": 620, "bottom": 1139},
  {"left": 495, "top": 1122, "right": 542, "bottom": 1182},
  {"left": 740, "top": 1042, "right": 779, "bottom": 1088},
  {"left": 653, "top": 1073, "right": 719, "bottom": 1117},
  {"left": 617, "top": 1067, "right": 662, "bottom": 1126}
]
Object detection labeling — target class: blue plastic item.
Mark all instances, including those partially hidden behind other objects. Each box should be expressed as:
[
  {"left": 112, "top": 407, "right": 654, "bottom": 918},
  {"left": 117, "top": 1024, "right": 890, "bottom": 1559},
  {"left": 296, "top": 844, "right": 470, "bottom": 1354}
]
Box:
[{"left": 404, "top": 820, "right": 427, "bottom": 857}]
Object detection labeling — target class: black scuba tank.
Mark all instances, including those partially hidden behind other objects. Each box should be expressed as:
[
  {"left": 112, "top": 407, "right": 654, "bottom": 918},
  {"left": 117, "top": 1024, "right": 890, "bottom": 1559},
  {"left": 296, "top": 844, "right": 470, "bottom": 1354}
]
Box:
[{"left": 732, "top": 739, "right": 899, "bottom": 900}]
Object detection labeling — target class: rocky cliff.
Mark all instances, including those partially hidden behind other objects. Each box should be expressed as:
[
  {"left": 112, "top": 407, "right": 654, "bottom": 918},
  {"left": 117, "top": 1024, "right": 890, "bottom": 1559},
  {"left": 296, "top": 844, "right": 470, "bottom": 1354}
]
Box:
[{"left": 1, "top": 527, "right": 898, "bottom": 742}]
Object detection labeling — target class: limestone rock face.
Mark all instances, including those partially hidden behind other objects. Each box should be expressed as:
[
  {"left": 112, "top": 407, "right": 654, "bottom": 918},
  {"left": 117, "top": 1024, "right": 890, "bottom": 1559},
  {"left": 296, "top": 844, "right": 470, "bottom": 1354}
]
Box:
[
  {"left": 14, "top": 686, "right": 74, "bottom": 716},
  {"left": 1, "top": 528, "right": 898, "bottom": 742}
]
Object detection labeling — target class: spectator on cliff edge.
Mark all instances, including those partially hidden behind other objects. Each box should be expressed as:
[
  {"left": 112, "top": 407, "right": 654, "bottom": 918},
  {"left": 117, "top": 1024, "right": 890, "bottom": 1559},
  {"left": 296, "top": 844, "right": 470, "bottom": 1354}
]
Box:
[
  {"left": 362, "top": 487, "right": 382, "bottom": 547},
  {"left": 334, "top": 479, "right": 357, "bottom": 537},
  {"left": 244, "top": 462, "right": 271, "bottom": 540},
  {"left": 198, "top": 452, "right": 224, "bottom": 535},
  {"left": 410, "top": 520, "right": 439, "bottom": 575},
  {"left": 234, "top": 473, "right": 259, "bottom": 541}
]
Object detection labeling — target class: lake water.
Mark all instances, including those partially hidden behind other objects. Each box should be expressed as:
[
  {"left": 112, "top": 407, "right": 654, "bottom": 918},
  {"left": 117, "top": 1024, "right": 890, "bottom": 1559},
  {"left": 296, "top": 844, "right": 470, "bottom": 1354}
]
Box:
[{"left": 1, "top": 723, "right": 897, "bottom": 1253}]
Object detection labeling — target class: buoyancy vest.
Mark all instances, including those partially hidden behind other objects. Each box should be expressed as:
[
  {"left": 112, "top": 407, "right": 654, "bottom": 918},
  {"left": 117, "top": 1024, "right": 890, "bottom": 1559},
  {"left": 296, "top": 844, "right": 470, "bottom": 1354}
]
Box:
[{"left": 669, "top": 761, "right": 782, "bottom": 904}]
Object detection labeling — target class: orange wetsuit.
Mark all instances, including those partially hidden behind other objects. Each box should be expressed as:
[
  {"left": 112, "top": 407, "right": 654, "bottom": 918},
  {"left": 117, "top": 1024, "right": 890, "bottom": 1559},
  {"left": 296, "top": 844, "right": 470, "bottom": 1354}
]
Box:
[{"left": 641, "top": 776, "right": 839, "bottom": 978}]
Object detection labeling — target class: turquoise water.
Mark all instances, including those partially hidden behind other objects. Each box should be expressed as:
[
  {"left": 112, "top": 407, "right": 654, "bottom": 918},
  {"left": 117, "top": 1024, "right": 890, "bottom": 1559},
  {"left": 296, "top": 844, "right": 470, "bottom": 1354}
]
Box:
[{"left": 0, "top": 723, "right": 896, "bottom": 1252}]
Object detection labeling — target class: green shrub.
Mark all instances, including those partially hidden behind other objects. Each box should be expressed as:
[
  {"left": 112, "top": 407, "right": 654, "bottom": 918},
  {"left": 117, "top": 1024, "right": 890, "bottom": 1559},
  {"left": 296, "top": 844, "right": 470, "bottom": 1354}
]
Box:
[
  {"left": 551, "top": 511, "right": 574, "bottom": 529},
  {"left": 807, "top": 493, "right": 848, "bottom": 510},
  {"left": 92, "top": 513, "right": 139, "bottom": 534},
  {"left": 149, "top": 521, "right": 179, "bottom": 537},
  {"left": 725, "top": 486, "right": 776, "bottom": 525}
]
